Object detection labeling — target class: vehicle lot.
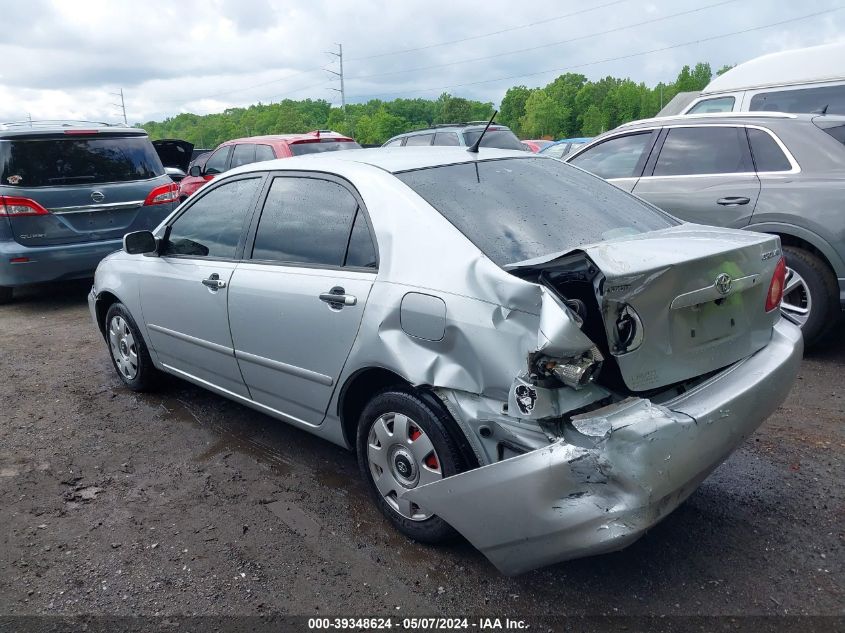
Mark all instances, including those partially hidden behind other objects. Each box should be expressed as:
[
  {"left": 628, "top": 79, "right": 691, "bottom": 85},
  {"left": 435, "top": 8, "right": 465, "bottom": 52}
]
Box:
[{"left": 1, "top": 280, "right": 842, "bottom": 617}]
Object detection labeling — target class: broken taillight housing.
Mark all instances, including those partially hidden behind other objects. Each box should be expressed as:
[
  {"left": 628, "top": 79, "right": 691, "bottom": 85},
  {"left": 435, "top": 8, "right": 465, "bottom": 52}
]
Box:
[{"left": 765, "top": 257, "right": 787, "bottom": 312}]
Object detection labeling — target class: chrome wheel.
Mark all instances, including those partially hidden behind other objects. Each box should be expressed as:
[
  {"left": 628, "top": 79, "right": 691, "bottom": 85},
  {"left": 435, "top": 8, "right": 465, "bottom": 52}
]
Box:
[
  {"left": 366, "top": 412, "right": 442, "bottom": 521},
  {"left": 108, "top": 315, "right": 139, "bottom": 380},
  {"left": 781, "top": 266, "right": 812, "bottom": 328}
]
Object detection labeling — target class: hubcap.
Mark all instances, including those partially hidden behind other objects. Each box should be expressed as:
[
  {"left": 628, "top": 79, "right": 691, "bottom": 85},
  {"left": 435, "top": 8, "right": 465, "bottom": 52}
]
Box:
[
  {"left": 366, "top": 412, "right": 442, "bottom": 521},
  {"left": 108, "top": 315, "right": 139, "bottom": 380},
  {"left": 780, "top": 266, "right": 812, "bottom": 328}
]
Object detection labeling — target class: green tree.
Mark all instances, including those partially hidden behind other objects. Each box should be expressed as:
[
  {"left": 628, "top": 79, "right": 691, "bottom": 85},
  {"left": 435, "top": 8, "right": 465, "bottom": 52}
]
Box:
[
  {"left": 520, "top": 90, "right": 569, "bottom": 138},
  {"left": 499, "top": 86, "right": 534, "bottom": 135}
]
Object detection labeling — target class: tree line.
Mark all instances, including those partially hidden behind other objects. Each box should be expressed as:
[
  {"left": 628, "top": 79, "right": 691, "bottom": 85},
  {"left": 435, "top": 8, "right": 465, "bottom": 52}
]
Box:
[{"left": 140, "top": 62, "right": 729, "bottom": 148}]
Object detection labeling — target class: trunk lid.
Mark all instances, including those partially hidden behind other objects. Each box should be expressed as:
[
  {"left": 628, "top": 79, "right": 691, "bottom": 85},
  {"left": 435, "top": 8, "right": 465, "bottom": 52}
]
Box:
[
  {"left": 153, "top": 139, "right": 194, "bottom": 172},
  {"left": 509, "top": 224, "right": 782, "bottom": 392}
]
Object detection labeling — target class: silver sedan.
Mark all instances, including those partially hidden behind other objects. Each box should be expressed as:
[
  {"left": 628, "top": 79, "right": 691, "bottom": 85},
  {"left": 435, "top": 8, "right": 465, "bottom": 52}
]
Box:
[{"left": 89, "top": 147, "right": 802, "bottom": 575}]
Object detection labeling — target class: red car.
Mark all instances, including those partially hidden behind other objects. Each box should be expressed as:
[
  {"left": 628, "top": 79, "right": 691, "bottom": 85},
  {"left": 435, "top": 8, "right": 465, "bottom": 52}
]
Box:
[
  {"left": 178, "top": 131, "right": 360, "bottom": 200},
  {"left": 521, "top": 139, "right": 553, "bottom": 153}
]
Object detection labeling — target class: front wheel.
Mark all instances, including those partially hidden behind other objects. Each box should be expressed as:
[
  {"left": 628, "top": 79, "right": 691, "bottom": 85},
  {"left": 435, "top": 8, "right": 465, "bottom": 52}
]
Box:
[
  {"left": 104, "top": 302, "right": 159, "bottom": 391},
  {"left": 781, "top": 246, "right": 840, "bottom": 347},
  {"left": 356, "top": 389, "right": 468, "bottom": 543}
]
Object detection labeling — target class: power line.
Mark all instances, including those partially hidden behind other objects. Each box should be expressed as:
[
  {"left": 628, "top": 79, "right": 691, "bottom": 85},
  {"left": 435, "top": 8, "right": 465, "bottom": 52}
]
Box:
[
  {"left": 350, "top": 0, "right": 737, "bottom": 81},
  {"left": 347, "top": 6, "right": 844, "bottom": 101},
  {"left": 347, "top": 0, "right": 630, "bottom": 61}
]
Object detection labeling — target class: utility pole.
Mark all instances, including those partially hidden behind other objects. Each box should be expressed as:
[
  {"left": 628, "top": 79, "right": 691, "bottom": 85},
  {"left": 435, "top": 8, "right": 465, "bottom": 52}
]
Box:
[
  {"left": 27, "top": 113, "right": 32, "bottom": 127},
  {"left": 111, "top": 88, "right": 127, "bottom": 125},
  {"left": 325, "top": 43, "right": 346, "bottom": 112}
]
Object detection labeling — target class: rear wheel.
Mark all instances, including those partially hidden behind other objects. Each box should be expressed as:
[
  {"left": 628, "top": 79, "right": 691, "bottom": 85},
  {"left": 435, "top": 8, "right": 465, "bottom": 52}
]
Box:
[
  {"left": 0, "top": 286, "right": 12, "bottom": 304},
  {"left": 356, "top": 389, "right": 468, "bottom": 543},
  {"left": 781, "top": 246, "right": 840, "bottom": 347},
  {"left": 105, "top": 302, "right": 158, "bottom": 391}
]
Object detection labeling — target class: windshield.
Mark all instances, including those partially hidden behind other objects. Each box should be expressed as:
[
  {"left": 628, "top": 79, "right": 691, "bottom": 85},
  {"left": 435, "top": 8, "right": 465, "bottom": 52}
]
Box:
[
  {"left": 0, "top": 135, "right": 164, "bottom": 187},
  {"left": 462, "top": 129, "right": 526, "bottom": 151},
  {"left": 396, "top": 157, "right": 676, "bottom": 266},
  {"left": 290, "top": 140, "right": 361, "bottom": 156}
]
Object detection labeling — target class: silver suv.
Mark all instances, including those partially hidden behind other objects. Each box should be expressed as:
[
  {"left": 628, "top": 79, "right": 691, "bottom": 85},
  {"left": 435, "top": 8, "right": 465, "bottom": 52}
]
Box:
[
  {"left": 383, "top": 122, "right": 526, "bottom": 150},
  {"left": 566, "top": 112, "right": 845, "bottom": 345}
]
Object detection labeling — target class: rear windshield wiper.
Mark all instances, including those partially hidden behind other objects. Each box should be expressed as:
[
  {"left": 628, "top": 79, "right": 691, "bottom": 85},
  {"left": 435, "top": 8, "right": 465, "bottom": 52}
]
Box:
[{"left": 47, "top": 176, "right": 97, "bottom": 183}]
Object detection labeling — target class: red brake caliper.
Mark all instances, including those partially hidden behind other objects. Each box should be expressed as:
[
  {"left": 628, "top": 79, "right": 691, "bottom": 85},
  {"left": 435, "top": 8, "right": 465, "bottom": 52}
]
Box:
[{"left": 409, "top": 426, "right": 439, "bottom": 470}]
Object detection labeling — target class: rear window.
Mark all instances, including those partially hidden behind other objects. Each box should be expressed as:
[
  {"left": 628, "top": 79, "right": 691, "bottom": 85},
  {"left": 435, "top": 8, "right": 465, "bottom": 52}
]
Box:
[
  {"left": 396, "top": 157, "right": 675, "bottom": 267},
  {"left": 462, "top": 129, "right": 525, "bottom": 151},
  {"left": 289, "top": 140, "right": 361, "bottom": 156},
  {"left": 0, "top": 135, "right": 164, "bottom": 187}
]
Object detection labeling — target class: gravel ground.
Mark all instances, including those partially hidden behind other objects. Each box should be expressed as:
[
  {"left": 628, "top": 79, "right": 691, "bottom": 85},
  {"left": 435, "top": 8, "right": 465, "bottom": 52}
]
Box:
[{"left": 0, "top": 280, "right": 842, "bottom": 623}]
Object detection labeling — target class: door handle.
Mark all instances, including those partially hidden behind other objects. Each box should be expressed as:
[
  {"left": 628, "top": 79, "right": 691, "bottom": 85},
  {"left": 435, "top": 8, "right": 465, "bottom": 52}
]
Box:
[
  {"left": 201, "top": 273, "right": 227, "bottom": 290},
  {"left": 319, "top": 286, "right": 357, "bottom": 307},
  {"left": 717, "top": 196, "right": 751, "bottom": 206}
]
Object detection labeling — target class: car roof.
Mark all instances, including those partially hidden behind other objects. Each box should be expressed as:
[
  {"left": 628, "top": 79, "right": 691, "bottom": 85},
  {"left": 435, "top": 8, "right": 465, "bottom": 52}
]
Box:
[
  {"left": 616, "top": 111, "right": 845, "bottom": 130},
  {"left": 702, "top": 41, "right": 845, "bottom": 95},
  {"left": 0, "top": 120, "right": 147, "bottom": 139},
  {"left": 225, "top": 146, "right": 534, "bottom": 177},
  {"left": 222, "top": 131, "right": 353, "bottom": 145}
]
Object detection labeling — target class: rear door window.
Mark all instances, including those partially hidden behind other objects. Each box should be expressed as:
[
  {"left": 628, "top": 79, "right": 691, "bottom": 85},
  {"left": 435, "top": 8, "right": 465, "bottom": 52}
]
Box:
[
  {"left": 569, "top": 132, "right": 653, "bottom": 179},
  {"left": 652, "top": 127, "right": 753, "bottom": 176},
  {"left": 384, "top": 138, "right": 404, "bottom": 147},
  {"left": 462, "top": 129, "right": 525, "bottom": 150},
  {"left": 747, "top": 128, "right": 792, "bottom": 172},
  {"left": 203, "top": 146, "right": 231, "bottom": 175},
  {"left": 405, "top": 134, "right": 434, "bottom": 146},
  {"left": 255, "top": 145, "right": 276, "bottom": 161},
  {"left": 251, "top": 177, "right": 363, "bottom": 267},
  {"left": 0, "top": 135, "right": 164, "bottom": 187},
  {"left": 433, "top": 132, "right": 460, "bottom": 146},
  {"left": 163, "top": 177, "right": 262, "bottom": 258},
  {"left": 230, "top": 144, "right": 256, "bottom": 168}
]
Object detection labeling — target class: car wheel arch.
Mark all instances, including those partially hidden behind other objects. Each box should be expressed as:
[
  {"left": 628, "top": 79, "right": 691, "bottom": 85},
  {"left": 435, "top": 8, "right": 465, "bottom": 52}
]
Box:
[
  {"left": 337, "top": 367, "right": 478, "bottom": 469},
  {"left": 746, "top": 222, "right": 843, "bottom": 278},
  {"left": 94, "top": 290, "right": 123, "bottom": 337}
]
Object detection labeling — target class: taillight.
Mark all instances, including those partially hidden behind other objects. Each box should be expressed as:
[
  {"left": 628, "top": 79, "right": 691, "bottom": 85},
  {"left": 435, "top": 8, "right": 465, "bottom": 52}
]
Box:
[
  {"left": 0, "top": 196, "right": 50, "bottom": 217},
  {"left": 765, "top": 257, "right": 787, "bottom": 312},
  {"left": 144, "top": 182, "right": 179, "bottom": 206}
]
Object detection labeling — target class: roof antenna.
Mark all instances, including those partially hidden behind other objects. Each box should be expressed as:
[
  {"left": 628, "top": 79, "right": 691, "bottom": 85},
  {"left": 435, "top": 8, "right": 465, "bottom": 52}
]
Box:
[{"left": 466, "top": 110, "right": 497, "bottom": 154}]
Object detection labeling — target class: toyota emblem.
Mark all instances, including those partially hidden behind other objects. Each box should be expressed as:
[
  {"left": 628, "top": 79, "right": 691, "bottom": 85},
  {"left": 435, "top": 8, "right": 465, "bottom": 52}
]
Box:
[
  {"left": 715, "top": 273, "right": 733, "bottom": 296},
  {"left": 91, "top": 190, "right": 105, "bottom": 203}
]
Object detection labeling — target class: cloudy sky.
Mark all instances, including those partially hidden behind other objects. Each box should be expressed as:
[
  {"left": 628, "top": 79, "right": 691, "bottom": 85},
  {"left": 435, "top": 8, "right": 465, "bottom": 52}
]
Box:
[{"left": 2, "top": 0, "right": 843, "bottom": 124}]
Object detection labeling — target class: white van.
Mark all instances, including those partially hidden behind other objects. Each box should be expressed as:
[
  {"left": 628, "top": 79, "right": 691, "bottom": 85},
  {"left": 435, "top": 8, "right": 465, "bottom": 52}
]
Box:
[{"left": 679, "top": 41, "right": 845, "bottom": 116}]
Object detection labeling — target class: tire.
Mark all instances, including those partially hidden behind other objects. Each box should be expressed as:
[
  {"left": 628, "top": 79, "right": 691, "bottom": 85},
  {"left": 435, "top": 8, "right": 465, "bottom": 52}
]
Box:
[
  {"left": 356, "top": 388, "right": 469, "bottom": 543},
  {"left": 781, "top": 246, "right": 840, "bottom": 347},
  {"left": 104, "top": 302, "right": 159, "bottom": 391},
  {"left": 0, "top": 286, "right": 12, "bottom": 304}
]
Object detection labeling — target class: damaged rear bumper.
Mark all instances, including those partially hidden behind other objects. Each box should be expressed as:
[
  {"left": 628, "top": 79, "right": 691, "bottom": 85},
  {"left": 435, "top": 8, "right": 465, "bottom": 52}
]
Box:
[{"left": 401, "top": 320, "right": 803, "bottom": 575}]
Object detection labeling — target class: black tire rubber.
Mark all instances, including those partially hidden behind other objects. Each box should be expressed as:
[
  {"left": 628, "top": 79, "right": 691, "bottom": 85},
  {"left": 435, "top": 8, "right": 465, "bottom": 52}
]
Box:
[
  {"left": 782, "top": 246, "right": 840, "bottom": 347},
  {"left": 104, "top": 302, "right": 159, "bottom": 392},
  {"left": 0, "top": 286, "right": 12, "bottom": 305},
  {"left": 356, "top": 388, "right": 469, "bottom": 544}
]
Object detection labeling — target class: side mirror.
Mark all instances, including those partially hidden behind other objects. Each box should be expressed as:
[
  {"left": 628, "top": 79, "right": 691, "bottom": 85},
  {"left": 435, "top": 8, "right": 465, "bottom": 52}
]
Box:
[
  {"left": 188, "top": 165, "right": 202, "bottom": 177},
  {"left": 123, "top": 230, "right": 157, "bottom": 255}
]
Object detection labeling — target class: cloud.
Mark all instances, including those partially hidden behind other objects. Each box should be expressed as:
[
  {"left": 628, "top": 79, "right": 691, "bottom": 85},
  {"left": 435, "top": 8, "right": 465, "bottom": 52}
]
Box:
[{"left": 1, "top": 0, "right": 843, "bottom": 123}]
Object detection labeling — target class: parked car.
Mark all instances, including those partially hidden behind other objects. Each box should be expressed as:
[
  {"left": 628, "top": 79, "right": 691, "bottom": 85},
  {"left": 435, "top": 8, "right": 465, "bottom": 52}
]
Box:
[
  {"left": 0, "top": 120, "right": 178, "bottom": 304},
  {"left": 383, "top": 122, "right": 526, "bottom": 150},
  {"left": 540, "top": 137, "right": 593, "bottom": 159},
  {"left": 178, "top": 131, "right": 360, "bottom": 200},
  {"left": 521, "top": 139, "right": 552, "bottom": 153},
  {"left": 89, "top": 146, "right": 801, "bottom": 574},
  {"left": 673, "top": 41, "right": 845, "bottom": 116},
  {"left": 566, "top": 112, "right": 845, "bottom": 345}
]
